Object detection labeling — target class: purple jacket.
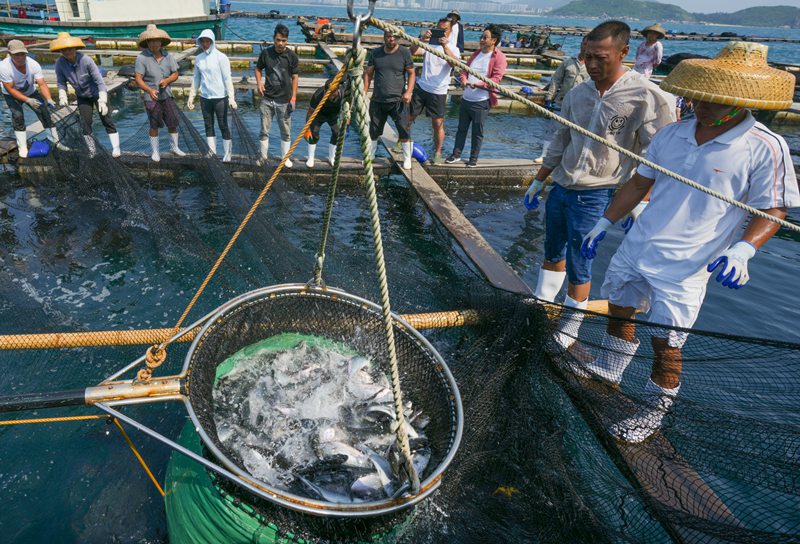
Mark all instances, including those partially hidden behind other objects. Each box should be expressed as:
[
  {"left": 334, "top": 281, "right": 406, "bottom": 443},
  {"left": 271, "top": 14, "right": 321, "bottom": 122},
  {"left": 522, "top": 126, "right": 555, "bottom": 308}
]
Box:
[{"left": 459, "top": 48, "right": 508, "bottom": 107}]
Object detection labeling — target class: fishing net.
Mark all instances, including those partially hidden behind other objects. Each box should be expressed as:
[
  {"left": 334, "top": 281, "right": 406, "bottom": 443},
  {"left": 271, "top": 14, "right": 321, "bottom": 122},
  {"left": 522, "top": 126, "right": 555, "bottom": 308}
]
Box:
[{"left": 0, "top": 86, "right": 798, "bottom": 544}]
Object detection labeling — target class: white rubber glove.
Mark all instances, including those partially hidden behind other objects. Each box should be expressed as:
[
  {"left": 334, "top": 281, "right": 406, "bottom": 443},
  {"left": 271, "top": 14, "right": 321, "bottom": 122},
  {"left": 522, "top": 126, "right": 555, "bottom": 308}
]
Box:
[
  {"left": 621, "top": 200, "right": 648, "bottom": 234},
  {"left": 186, "top": 83, "right": 196, "bottom": 111},
  {"left": 523, "top": 179, "right": 545, "bottom": 209},
  {"left": 97, "top": 91, "right": 108, "bottom": 116},
  {"left": 26, "top": 97, "right": 42, "bottom": 110},
  {"left": 707, "top": 240, "right": 757, "bottom": 289},
  {"left": 58, "top": 88, "right": 68, "bottom": 108},
  {"left": 226, "top": 79, "right": 237, "bottom": 110},
  {"left": 581, "top": 216, "right": 614, "bottom": 259}
]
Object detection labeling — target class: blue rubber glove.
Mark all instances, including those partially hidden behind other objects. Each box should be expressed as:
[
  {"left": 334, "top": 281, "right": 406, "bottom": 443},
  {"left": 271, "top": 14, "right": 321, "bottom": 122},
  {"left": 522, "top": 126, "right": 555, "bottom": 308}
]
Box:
[
  {"left": 707, "top": 241, "right": 757, "bottom": 289},
  {"left": 620, "top": 201, "right": 648, "bottom": 234},
  {"left": 581, "top": 216, "right": 614, "bottom": 259},
  {"left": 523, "top": 179, "right": 544, "bottom": 209}
]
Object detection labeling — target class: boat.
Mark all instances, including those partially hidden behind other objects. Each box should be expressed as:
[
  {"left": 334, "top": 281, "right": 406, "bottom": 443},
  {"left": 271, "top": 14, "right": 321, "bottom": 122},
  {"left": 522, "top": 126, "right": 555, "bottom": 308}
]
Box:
[{"left": 0, "top": 0, "right": 228, "bottom": 39}]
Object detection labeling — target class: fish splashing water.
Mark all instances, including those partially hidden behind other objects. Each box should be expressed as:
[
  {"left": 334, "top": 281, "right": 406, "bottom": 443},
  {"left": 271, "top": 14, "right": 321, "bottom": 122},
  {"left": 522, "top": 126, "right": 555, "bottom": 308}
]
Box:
[{"left": 212, "top": 338, "right": 431, "bottom": 503}]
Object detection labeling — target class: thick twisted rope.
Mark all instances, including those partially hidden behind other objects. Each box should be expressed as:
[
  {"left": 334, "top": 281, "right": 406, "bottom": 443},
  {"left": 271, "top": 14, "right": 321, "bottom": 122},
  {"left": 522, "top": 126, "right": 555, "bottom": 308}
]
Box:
[
  {"left": 349, "top": 45, "right": 420, "bottom": 493},
  {"left": 368, "top": 16, "right": 800, "bottom": 234}
]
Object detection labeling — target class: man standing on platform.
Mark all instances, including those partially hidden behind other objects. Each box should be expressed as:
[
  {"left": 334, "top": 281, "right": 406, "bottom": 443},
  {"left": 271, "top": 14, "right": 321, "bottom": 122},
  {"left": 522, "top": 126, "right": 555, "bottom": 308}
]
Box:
[
  {"left": 255, "top": 24, "right": 299, "bottom": 167},
  {"left": 523, "top": 20, "right": 675, "bottom": 352},
  {"left": 364, "top": 29, "right": 415, "bottom": 170},
  {"left": 409, "top": 18, "right": 459, "bottom": 165},
  {"left": 447, "top": 10, "right": 465, "bottom": 53}
]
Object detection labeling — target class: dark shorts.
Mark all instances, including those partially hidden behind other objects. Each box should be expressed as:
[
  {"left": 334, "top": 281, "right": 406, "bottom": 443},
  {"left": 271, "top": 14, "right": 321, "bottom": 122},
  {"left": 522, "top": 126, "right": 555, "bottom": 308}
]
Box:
[
  {"left": 144, "top": 97, "right": 180, "bottom": 130},
  {"left": 369, "top": 100, "right": 410, "bottom": 141},
  {"left": 410, "top": 85, "right": 446, "bottom": 120}
]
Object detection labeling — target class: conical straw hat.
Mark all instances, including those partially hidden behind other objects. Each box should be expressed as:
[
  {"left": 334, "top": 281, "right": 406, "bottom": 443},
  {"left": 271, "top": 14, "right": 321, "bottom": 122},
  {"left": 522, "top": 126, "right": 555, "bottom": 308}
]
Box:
[
  {"left": 138, "top": 24, "right": 171, "bottom": 48},
  {"left": 660, "top": 41, "right": 794, "bottom": 111},
  {"left": 50, "top": 32, "right": 85, "bottom": 52},
  {"left": 641, "top": 23, "right": 666, "bottom": 39}
]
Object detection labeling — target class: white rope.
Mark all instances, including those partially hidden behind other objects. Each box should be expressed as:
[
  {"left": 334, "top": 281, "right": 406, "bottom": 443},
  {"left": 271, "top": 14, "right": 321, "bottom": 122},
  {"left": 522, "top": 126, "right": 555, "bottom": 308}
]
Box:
[{"left": 368, "top": 16, "right": 800, "bottom": 234}]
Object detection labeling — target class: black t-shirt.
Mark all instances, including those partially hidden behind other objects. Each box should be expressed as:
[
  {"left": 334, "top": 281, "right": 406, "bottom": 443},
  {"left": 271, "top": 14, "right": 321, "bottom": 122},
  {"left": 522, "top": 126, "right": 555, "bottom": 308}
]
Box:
[
  {"left": 256, "top": 45, "right": 299, "bottom": 102},
  {"left": 309, "top": 82, "right": 343, "bottom": 117},
  {"left": 367, "top": 45, "right": 413, "bottom": 103}
]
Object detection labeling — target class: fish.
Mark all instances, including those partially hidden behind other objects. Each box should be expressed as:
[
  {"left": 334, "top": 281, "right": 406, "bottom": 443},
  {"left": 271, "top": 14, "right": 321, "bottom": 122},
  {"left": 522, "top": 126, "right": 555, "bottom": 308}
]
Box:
[
  {"left": 361, "top": 445, "right": 398, "bottom": 497},
  {"left": 295, "top": 475, "right": 353, "bottom": 503}
]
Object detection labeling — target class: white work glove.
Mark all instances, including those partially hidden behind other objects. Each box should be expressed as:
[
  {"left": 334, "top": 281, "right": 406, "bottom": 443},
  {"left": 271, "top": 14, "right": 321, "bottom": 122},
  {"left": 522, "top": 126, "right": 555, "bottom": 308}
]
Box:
[
  {"left": 620, "top": 200, "right": 648, "bottom": 234},
  {"left": 26, "top": 96, "right": 42, "bottom": 110},
  {"left": 97, "top": 91, "right": 108, "bottom": 116},
  {"left": 523, "top": 179, "right": 545, "bottom": 210},
  {"left": 226, "top": 79, "right": 237, "bottom": 110},
  {"left": 580, "top": 216, "right": 614, "bottom": 259},
  {"left": 707, "top": 240, "right": 757, "bottom": 289},
  {"left": 46, "top": 98, "right": 56, "bottom": 109},
  {"left": 186, "top": 84, "right": 196, "bottom": 111},
  {"left": 58, "top": 88, "right": 68, "bottom": 108}
]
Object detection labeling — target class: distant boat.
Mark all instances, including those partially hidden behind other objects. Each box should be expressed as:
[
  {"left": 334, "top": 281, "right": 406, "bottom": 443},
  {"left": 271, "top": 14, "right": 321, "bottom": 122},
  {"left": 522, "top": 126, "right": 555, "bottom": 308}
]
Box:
[{"left": 0, "top": 0, "right": 229, "bottom": 39}]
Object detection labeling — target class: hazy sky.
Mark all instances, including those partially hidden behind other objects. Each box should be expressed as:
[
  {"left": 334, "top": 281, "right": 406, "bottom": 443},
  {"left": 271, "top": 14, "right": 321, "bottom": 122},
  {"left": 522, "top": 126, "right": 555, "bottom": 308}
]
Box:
[{"left": 660, "top": 0, "right": 800, "bottom": 12}]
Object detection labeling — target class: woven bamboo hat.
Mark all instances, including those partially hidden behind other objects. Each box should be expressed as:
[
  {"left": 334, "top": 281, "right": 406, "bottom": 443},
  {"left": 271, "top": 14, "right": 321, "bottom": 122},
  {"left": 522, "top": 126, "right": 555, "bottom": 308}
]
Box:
[
  {"left": 138, "top": 24, "right": 171, "bottom": 48},
  {"left": 661, "top": 41, "right": 794, "bottom": 110},
  {"left": 641, "top": 23, "right": 666, "bottom": 39},
  {"left": 49, "top": 32, "right": 85, "bottom": 52}
]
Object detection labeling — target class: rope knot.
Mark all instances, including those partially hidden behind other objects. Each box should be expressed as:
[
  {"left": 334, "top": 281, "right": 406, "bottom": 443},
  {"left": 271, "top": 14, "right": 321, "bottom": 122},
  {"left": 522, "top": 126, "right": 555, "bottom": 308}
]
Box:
[{"left": 136, "top": 344, "right": 167, "bottom": 382}]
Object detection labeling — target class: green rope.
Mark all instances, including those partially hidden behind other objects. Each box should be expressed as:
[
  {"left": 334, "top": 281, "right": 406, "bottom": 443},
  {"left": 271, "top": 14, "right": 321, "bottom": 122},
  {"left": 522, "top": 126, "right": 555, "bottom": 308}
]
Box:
[{"left": 367, "top": 16, "right": 800, "bottom": 234}]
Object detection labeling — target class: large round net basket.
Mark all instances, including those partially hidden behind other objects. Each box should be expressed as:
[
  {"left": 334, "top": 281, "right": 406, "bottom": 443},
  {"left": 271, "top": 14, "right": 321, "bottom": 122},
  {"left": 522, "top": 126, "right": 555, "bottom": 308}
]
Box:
[{"left": 181, "top": 284, "right": 463, "bottom": 517}]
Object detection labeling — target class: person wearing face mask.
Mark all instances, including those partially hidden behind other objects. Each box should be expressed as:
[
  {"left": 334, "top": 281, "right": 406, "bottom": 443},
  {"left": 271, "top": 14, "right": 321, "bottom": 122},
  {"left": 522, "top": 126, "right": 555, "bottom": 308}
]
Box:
[
  {"left": 0, "top": 39, "right": 61, "bottom": 158},
  {"left": 444, "top": 25, "right": 507, "bottom": 168},
  {"left": 579, "top": 42, "right": 798, "bottom": 443},
  {"left": 187, "top": 28, "right": 237, "bottom": 162},
  {"left": 52, "top": 32, "right": 119, "bottom": 158},
  {"left": 523, "top": 20, "right": 675, "bottom": 352}
]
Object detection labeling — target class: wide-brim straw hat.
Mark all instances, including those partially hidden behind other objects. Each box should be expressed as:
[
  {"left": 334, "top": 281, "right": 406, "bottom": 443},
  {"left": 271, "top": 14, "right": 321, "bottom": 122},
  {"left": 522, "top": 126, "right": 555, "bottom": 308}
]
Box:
[
  {"left": 138, "top": 24, "right": 171, "bottom": 48},
  {"left": 641, "top": 23, "right": 666, "bottom": 39},
  {"left": 661, "top": 41, "right": 794, "bottom": 111},
  {"left": 50, "top": 32, "right": 85, "bottom": 52}
]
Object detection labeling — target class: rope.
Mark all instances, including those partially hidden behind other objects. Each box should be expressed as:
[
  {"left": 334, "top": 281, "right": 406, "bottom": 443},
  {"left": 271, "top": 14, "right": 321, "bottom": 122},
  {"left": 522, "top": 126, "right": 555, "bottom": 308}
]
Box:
[
  {"left": 140, "top": 60, "right": 352, "bottom": 380},
  {"left": 348, "top": 44, "right": 420, "bottom": 493},
  {"left": 111, "top": 417, "right": 166, "bottom": 497},
  {"left": 367, "top": 16, "right": 800, "bottom": 234},
  {"left": 0, "top": 415, "right": 104, "bottom": 425}
]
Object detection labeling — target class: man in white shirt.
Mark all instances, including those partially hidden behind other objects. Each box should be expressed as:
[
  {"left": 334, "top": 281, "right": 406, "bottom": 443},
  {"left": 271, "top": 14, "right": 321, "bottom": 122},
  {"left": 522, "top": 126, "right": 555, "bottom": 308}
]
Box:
[
  {"left": 523, "top": 21, "right": 675, "bottom": 350},
  {"left": 579, "top": 42, "right": 799, "bottom": 443},
  {"left": 409, "top": 18, "right": 460, "bottom": 165},
  {"left": 0, "top": 40, "right": 61, "bottom": 158}
]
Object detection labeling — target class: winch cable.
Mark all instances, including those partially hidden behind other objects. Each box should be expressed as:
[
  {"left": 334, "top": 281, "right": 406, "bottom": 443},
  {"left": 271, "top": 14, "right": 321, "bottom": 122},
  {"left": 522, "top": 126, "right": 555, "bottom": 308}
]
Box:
[
  {"left": 345, "top": 1, "right": 420, "bottom": 493},
  {"left": 366, "top": 15, "right": 800, "bottom": 235},
  {"left": 135, "top": 60, "right": 351, "bottom": 381}
]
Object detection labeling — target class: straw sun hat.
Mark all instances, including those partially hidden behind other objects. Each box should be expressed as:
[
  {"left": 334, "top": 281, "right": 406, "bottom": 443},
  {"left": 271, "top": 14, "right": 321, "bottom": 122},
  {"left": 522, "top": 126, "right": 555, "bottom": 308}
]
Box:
[
  {"left": 641, "top": 23, "right": 666, "bottom": 39},
  {"left": 138, "top": 24, "right": 171, "bottom": 48},
  {"left": 49, "top": 32, "right": 85, "bottom": 52},
  {"left": 661, "top": 41, "right": 795, "bottom": 111}
]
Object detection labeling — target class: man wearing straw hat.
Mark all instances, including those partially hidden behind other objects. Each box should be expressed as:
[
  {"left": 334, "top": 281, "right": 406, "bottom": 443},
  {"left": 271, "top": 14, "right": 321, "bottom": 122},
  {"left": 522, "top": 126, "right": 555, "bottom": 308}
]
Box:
[
  {"left": 0, "top": 39, "right": 62, "bottom": 158},
  {"left": 580, "top": 42, "right": 799, "bottom": 443},
  {"left": 52, "top": 32, "right": 120, "bottom": 158},
  {"left": 633, "top": 23, "right": 666, "bottom": 79},
  {"left": 524, "top": 21, "right": 675, "bottom": 351},
  {"left": 134, "top": 24, "right": 186, "bottom": 162}
]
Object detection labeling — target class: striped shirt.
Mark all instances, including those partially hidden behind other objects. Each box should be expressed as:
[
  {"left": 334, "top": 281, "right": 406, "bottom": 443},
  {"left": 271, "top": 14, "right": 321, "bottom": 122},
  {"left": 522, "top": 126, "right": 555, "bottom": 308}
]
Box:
[{"left": 618, "top": 112, "right": 800, "bottom": 287}]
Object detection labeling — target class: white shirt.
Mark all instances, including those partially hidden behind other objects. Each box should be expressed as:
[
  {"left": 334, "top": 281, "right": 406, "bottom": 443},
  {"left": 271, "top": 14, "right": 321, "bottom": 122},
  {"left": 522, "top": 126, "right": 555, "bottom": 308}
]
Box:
[
  {"left": 0, "top": 57, "right": 43, "bottom": 96},
  {"left": 543, "top": 69, "right": 676, "bottom": 190},
  {"left": 417, "top": 44, "right": 452, "bottom": 96},
  {"left": 617, "top": 112, "right": 800, "bottom": 288},
  {"left": 463, "top": 51, "right": 491, "bottom": 102},
  {"left": 448, "top": 23, "right": 460, "bottom": 51}
]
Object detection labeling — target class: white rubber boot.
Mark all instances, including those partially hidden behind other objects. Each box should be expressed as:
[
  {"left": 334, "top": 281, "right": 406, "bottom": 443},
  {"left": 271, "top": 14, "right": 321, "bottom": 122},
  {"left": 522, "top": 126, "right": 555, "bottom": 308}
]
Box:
[
  {"left": 222, "top": 139, "right": 232, "bottom": 163},
  {"left": 306, "top": 143, "right": 316, "bottom": 167},
  {"left": 402, "top": 141, "right": 412, "bottom": 170},
  {"left": 549, "top": 294, "right": 587, "bottom": 353},
  {"left": 259, "top": 137, "right": 269, "bottom": 164},
  {"left": 206, "top": 136, "right": 217, "bottom": 158},
  {"left": 581, "top": 332, "right": 640, "bottom": 384},
  {"left": 170, "top": 132, "right": 186, "bottom": 157},
  {"left": 84, "top": 135, "right": 97, "bottom": 158},
  {"left": 534, "top": 269, "right": 566, "bottom": 303},
  {"left": 281, "top": 139, "right": 293, "bottom": 168},
  {"left": 610, "top": 379, "right": 679, "bottom": 443},
  {"left": 15, "top": 131, "right": 28, "bottom": 158},
  {"left": 108, "top": 132, "right": 121, "bottom": 158},
  {"left": 150, "top": 136, "right": 160, "bottom": 162},
  {"left": 49, "top": 127, "right": 69, "bottom": 151},
  {"left": 328, "top": 143, "right": 336, "bottom": 166}
]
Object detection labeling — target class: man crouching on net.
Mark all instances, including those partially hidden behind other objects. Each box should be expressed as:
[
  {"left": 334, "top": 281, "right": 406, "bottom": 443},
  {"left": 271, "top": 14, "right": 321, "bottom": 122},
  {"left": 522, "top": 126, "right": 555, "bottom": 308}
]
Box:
[{"left": 579, "top": 42, "right": 799, "bottom": 443}]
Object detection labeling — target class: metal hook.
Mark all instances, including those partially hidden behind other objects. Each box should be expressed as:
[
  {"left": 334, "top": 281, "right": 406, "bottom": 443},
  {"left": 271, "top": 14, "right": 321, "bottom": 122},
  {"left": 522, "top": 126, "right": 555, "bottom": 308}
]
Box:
[{"left": 347, "top": 0, "right": 376, "bottom": 51}]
